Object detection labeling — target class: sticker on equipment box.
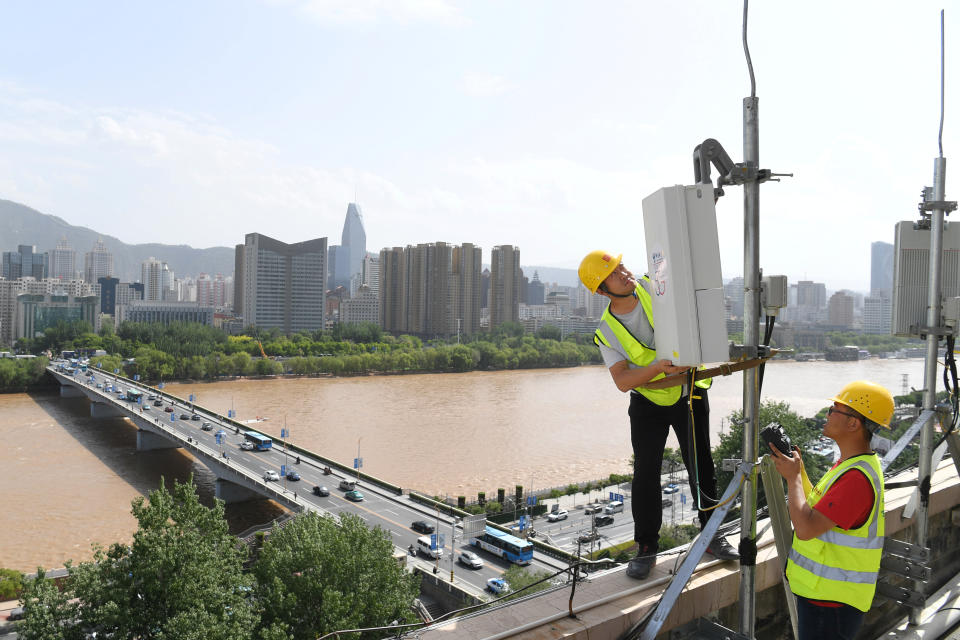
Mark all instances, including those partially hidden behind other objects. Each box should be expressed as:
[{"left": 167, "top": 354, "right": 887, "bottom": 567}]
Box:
[{"left": 651, "top": 248, "right": 667, "bottom": 297}]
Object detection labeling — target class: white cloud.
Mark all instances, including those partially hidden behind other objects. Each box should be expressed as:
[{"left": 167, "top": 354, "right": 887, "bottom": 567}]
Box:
[{"left": 460, "top": 71, "right": 509, "bottom": 98}]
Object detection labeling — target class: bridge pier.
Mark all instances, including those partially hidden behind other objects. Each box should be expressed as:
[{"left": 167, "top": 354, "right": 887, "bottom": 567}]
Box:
[
  {"left": 90, "top": 401, "right": 124, "bottom": 418},
  {"left": 215, "top": 478, "right": 263, "bottom": 504},
  {"left": 136, "top": 429, "right": 180, "bottom": 451},
  {"left": 59, "top": 384, "right": 84, "bottom": 398}
]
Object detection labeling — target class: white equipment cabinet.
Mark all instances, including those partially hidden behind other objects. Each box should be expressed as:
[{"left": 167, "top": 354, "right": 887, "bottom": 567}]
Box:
[{"left": 642, "top": 184, "right": 728, "bottom": 366}]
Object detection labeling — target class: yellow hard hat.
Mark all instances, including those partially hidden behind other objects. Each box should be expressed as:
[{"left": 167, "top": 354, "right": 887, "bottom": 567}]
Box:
[
  {"left": 831, "top": 380, "right": 895, "bottom": 428},
  {"left": 579, "top": 250, "right": 622, "bottom": 294}
]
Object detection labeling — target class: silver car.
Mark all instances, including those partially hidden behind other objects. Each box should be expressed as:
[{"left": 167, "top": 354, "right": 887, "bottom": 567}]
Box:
[{"left": 459, "top": 550, "right": 484, "bottom": 569}]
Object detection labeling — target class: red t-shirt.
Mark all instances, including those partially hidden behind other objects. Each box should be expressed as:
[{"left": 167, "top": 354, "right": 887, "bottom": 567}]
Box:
[
  {"left": 813, "top": 462, "right": 875, "bottom": 530},
  {"left": 805, "top": 458, "right": 876, "bottom": 608}
]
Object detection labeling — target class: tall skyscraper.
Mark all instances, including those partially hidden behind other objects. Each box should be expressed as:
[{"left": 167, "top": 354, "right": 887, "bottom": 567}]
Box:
[
  {"left": 871, "top": 241, "right": 894, "bottom": 296},
  {"left": 362, "top": 253, "right": 380, "bottom": 294},
  {"left": 49, "top": 238, "right": 76, "bottom": 280},
  {"left": 328, "top": 202, "right": 367, "bottom": 291},
  {"left": 2, "top": 245, "right": 47, "bottom": 280},
  {"left": 379, "top": 247, "right": 405, "bottom": 333},
  {"left": 724, "top": 277, "right": 745, "bottom": 319},
  {"left": 489, "top": 245, "right": 521, "bottom": 329},
  {"left": 84, "top": 238, "right": 114, "bottom": 283},
  {"left": 141, "top": 257, "right": 174, "bottom": 302},
  {"left": 236, "top": 232, "right": 327, "bottom": 334},
  {"left": 864, "top": 291, "right": 892, "bottom": 335}
]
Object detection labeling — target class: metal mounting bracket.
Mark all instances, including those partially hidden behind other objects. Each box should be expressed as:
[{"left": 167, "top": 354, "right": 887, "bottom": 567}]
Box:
[{"left": 620, "top": 464, "right": 747, "bottom": 640}]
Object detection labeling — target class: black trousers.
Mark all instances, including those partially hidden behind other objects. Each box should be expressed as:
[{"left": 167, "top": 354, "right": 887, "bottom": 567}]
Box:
[{"left": 629, "top": 388, "right": 718, "bottom": 547}]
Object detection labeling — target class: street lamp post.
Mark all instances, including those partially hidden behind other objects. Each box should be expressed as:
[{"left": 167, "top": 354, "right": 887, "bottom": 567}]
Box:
[{"left": 449, "top": 517, "right": 460, "bottom": 583}]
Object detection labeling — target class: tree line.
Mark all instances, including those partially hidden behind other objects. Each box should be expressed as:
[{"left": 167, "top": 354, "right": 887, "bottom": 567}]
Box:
[
  {"left": 9, "top": 319, "right": 603, "bottom": 385},
  {"left": 14, "top": 477, "right": 420, "bottom": 639}
]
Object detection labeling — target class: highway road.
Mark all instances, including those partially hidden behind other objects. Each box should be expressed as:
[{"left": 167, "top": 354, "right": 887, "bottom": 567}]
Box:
[{"left": 55, "top": 365, "right": 567, "bottom": 596}]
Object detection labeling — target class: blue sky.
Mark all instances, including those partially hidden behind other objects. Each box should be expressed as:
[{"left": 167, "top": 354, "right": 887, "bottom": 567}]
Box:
[{"left": 0, "top": 1, "right": 956, "bottom": 291}]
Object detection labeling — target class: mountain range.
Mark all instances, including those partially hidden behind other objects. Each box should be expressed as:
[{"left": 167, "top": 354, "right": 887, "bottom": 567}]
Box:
[
  {"left": 0, "top": 198, "right": 580, "bottom": 287},
  {"left": 0, "top": 199, "right": 237, "bottom": 282}
]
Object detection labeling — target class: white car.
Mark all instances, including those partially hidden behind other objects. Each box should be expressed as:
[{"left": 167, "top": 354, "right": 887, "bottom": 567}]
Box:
[
  {"left": 263, "top": 470, "right": 280, "bottom": 482},
  {"left": 487, "top": 578, "right": 510, "bottom": 595},
  {"left": 458, "top": 550, "right": 484, "bottom": 569},
  {"left": 240, "top": 441, "right": 255, "bottom": 451},
  {"left": 547, "top": 509, "right": 568, "bottom": 522}
]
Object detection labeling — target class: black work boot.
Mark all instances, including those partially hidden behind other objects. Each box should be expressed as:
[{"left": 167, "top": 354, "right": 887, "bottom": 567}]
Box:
[
  {"left": 626, "top": 544, "right": 657, "bottom": 580},
  {"left": 706, "top": 534, "right": 739, "bottom": 561}
]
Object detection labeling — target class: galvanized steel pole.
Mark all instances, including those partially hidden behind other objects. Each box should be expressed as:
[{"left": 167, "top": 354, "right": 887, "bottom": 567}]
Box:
[
  {"left": 739, "top": 94, "right": 760, "bottom": 638},
  {"left": 912, "top": 156, "right": 947, "bottom": 624}
]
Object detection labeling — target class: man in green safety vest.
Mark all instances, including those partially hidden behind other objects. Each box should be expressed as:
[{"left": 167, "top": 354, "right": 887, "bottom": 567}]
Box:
[
  {"left": 769, "top": 380, "right": 892, "bottom": 640},
  {"left": 579, "top": 250, "right": 739, "bottom": 581}
]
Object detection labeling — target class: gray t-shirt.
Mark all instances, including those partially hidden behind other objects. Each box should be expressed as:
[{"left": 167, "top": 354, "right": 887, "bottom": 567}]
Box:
[{"left": 598, "top": 300, "right": 655, "bottom": 369}]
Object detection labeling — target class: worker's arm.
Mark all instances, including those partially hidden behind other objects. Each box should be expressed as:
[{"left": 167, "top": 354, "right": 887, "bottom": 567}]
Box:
[
  {"left": 608, "top": 359, "right": 689, "bottom": 393},
  {"left": 769, "top": 444, "right": 838, "bottom": 540}
]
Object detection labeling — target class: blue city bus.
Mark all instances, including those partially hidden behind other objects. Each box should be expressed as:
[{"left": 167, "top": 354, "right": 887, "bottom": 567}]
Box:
[
  {"left": 471, "top": 526, "right": 534, "bottom": 565},
  {"left": 244, "top": 431, "right": 273, "bottom": 451},
  {"left": 125, "top": 389, "right": 143, "bottom": 403}
]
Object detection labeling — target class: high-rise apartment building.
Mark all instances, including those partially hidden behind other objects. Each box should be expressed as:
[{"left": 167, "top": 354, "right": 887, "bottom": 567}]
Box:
[
  {"left": 98, "top": 277, "right": 144, "bottom": 315},
  {"left": 84, "top": 238, "right": 114, "bottom": 283},
  {"left": 724, "top": 277, "right": 745, "bottom": 319},
  {"left": 2, "top": 245, "right": 47, "bottom": 280},
  {"left": 362, "top": 254, "right": 380, "bottom": 294},
  {"left": 141, "top": 257, "right": 175, "bottom": 302},
  {"left": 489, "top": 245, "right": 521, "bottom": 329},
  {"left": 197, "top": 273, "right": 228, "bottom": 308},
  {"left": 235, "top": 232, "right": 327, "bottom": 334},
  {"left": 864, "top": 291, "right": 893, "bottom": 335},
  {"left": 378, "top": 242, "right": 481, "bottom": 337},
  {"left": 49, "top": 238, "right": 76, "bottom": 280},
  {"left": 871, "top": 241, "right": 894, "bottom": 296},
  {"left": 452, "top": 243, "right": 482, "bottom": 335},
  {"left": 827, "top": 291, "right": 855, "bottom": 328}
]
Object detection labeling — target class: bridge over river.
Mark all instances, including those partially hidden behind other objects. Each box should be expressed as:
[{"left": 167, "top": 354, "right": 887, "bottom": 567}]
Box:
[{"left": 46, "top": 363, "right": 574, "bottom": 601}]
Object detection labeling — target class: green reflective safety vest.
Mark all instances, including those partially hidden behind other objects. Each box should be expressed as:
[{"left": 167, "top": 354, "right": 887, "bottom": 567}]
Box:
[
  {"left": 785, "top": 453, "right": 885, "bottom": 612},
  {"left": 593, "top": 278, "right": 710, "bottom": 407}
]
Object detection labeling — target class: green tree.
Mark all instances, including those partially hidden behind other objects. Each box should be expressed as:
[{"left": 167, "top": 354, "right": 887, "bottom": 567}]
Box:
[
  {"left": 0, "top": 567, "right": 23, "bottom": 601},
  {"left": 501, "top": 565, "right": 554, "bottom": 601},
  {"left": 69, "top": 477, "right": 256, "bottom": 640},
  {"left": 253, "top": 512, "right": 419, "bottom": 639},
  {"left": 712, "top": 400, "right": 830, "bottom": 511},
  {"left": 18, "top": 566, "right": 81, "bottom": 640}
]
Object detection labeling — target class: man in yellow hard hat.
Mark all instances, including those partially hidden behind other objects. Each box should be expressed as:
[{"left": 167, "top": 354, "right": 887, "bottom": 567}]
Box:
[
  {"left": 580, "top": 250, "right": 738, "bottom": 581},
  {"left": 769, "top": 380, "right": 892, "bottom": 640}
]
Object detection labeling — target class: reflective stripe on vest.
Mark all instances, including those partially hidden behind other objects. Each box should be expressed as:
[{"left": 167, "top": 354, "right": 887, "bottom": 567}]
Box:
[
  {"left": 785, "top": 454, "right": 884, "bottom": 612},
  {"left": 594, "top": 279, "right": 681, "bottom": 406}
]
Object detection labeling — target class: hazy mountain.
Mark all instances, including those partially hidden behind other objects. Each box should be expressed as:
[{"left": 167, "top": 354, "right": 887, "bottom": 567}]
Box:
[
  {"left": 0, "top": 199, "right": 235, "bottom": 281},
  {"left": 523, "top": 266, "right": 579, "bottom": 288}
]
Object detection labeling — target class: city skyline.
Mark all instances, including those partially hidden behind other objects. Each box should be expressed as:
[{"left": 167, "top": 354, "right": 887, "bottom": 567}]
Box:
[{"left": 0, "top": 3, "right": 955, "bottom": 292}]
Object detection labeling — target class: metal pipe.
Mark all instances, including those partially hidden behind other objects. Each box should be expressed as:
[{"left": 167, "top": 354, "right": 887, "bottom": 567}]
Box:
[
  {"left": 913, "top": 156, "right": 947, "bottom": 623},
  {"left": 739, "top": 94, "right": 760, "bottom": 638}
]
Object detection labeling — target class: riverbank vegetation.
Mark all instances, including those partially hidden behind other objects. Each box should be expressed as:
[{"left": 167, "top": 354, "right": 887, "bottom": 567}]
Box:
[
  {"left": 16, "top": 477, "right": 418, "bottom": 640},
  {"left": 13, "top": 319, "right": 602, "bottom": 385},
  {"left": 0, "top": 356, "right": 49, "bottom": 392}
]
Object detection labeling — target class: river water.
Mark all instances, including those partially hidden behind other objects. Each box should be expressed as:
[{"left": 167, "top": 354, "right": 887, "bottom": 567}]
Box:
[{"left": 0, "top": 358, "right": 926, "bottom": 572}]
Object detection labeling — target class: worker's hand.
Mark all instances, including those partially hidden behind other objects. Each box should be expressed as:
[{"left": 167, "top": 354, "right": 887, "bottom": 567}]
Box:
[
  {"left": 655, "top": 360, "right": 689, "bottom": 376},
  {"left": 768, "top": 444, "right": 802, "bottom": 479}
]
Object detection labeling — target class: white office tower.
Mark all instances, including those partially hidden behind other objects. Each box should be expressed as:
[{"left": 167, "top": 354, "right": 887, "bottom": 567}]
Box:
[
  {"left": 49, "top": 238, "right": 76, "bottom": 280},
  {"left": 362, "top": 253, "right": 380, "bottom": 294},
  {"left": 141, "top": 257, "right": 175, "bottom": 302},
  {"left": 237, "top": 232, "right": 327, "bottom": 333},
  {"left": 84, "top": 238, "right": 114, "bottom": 283}
]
